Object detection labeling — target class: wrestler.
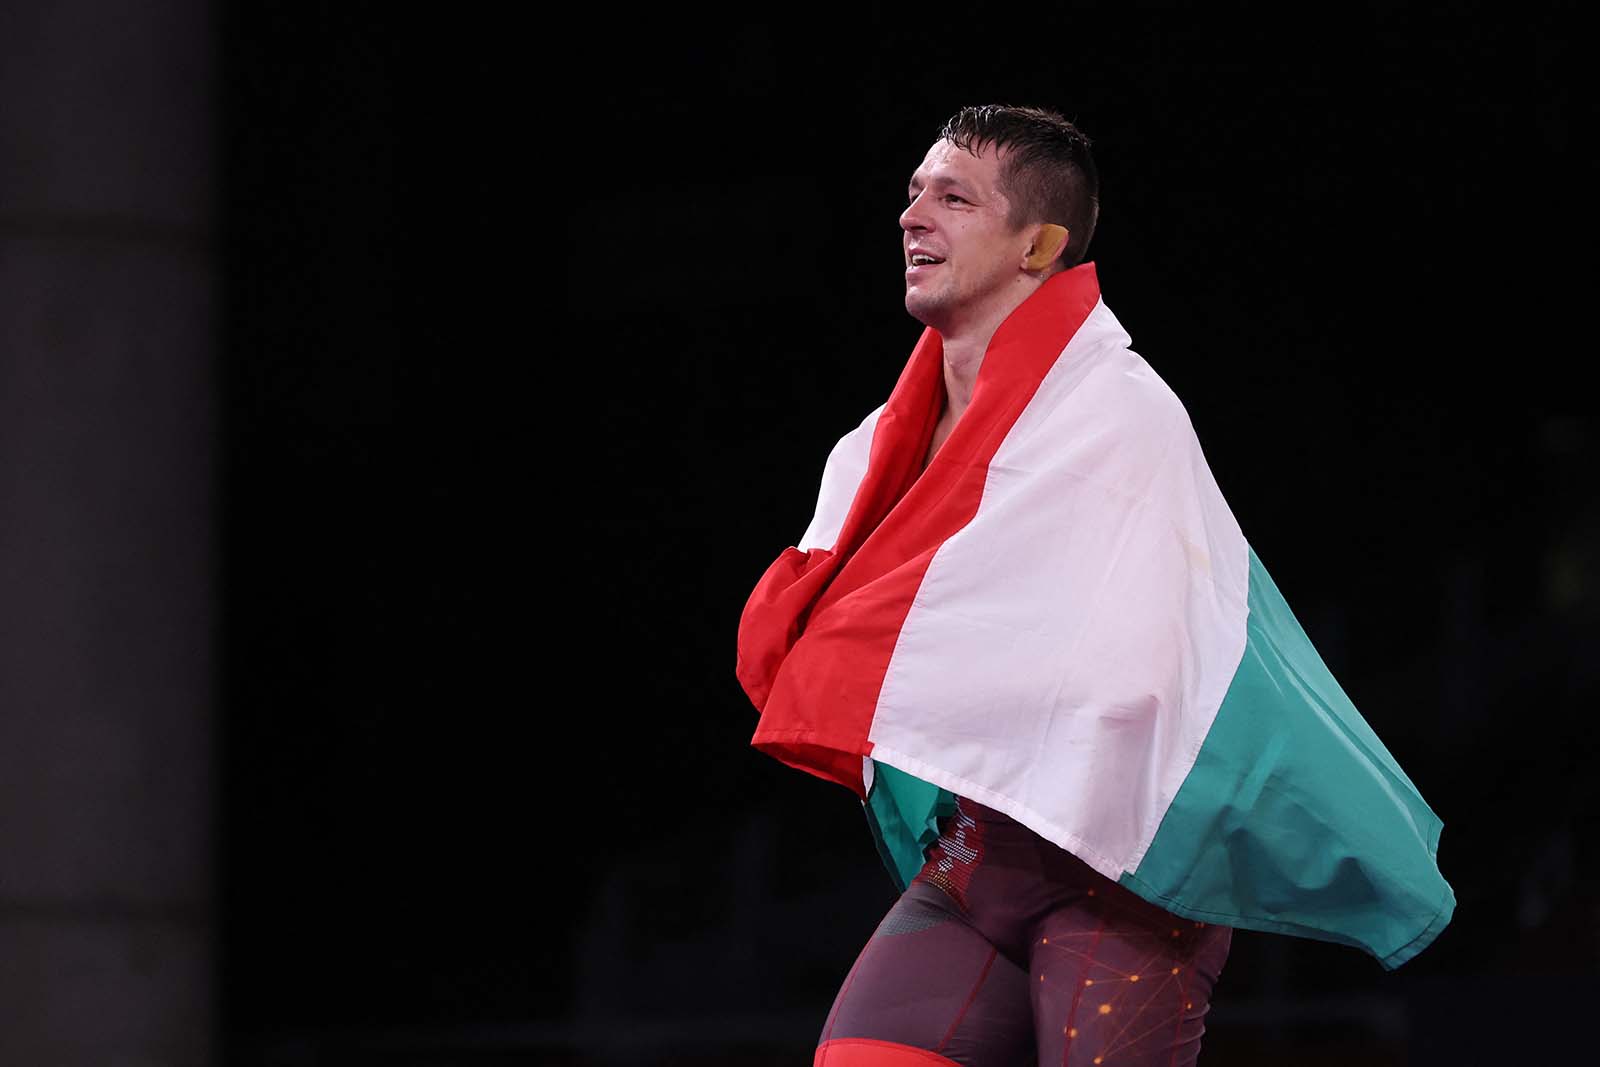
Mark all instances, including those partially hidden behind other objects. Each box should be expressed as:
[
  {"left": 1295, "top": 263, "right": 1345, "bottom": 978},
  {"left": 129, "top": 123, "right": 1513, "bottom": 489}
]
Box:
[{"left": 736, "top": 105, "right": 1452, "bottom": 1067}]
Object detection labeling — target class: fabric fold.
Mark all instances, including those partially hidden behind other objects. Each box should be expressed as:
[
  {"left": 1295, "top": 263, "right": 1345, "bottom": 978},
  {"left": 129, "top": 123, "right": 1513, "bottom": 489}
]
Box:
[{"left": 736, "top": 261, "right": 1453, "bottom": 968}]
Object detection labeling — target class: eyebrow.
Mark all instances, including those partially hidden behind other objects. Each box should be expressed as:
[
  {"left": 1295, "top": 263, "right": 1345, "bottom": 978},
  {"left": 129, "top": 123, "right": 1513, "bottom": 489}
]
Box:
[{"left": 907, "top": 175, "right": 973, "bottom": 197}]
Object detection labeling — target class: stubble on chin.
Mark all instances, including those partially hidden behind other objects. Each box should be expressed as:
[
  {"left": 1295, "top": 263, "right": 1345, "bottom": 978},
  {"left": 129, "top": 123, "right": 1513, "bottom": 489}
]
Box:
[{"left": 904, "top": 286, "right": 946, "bottom": 328}]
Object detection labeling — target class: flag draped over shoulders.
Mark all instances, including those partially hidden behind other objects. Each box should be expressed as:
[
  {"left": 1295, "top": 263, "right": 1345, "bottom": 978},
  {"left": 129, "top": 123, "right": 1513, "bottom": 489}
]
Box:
[{"left": 735, "top": 262, "right": 1454, "bottom": 969}]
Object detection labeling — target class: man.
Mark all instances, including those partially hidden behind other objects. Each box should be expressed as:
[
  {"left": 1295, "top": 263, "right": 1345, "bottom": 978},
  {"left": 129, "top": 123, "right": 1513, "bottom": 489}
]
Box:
[{"left": 736, "top": 106, "right": 1453, "bottom": 1067}]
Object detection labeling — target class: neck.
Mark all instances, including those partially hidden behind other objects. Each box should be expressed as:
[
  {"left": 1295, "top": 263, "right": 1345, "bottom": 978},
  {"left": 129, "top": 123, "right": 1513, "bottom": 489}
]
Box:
[{"left": 932, "top": 276, "right": 1044, "bottom": 421}]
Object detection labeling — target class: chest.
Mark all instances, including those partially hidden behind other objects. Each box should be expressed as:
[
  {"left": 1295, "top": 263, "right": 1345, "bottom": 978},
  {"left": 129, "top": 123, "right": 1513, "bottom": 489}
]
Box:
[{"left": 921, "top": 409, "right": 957, "bottom": 474}]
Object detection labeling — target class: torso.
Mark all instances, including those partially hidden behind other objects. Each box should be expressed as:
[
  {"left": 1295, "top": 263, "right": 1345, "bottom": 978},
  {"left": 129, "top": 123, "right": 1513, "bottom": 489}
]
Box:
[{"left": 921, "top": 408, "right": 957, "bottom": 473}]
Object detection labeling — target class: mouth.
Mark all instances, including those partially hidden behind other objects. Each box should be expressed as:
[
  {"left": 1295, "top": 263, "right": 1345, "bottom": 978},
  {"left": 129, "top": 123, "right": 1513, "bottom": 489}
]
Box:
[{"left": 906, "top": 251, "right": 945, "bottom": 276}]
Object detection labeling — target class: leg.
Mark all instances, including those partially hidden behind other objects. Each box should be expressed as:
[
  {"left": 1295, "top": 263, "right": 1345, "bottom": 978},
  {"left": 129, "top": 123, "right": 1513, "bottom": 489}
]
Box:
[
  {"left": 1029, "top": 882, "right": 1232, "bottom": 1067},
  {"left": 817, "top": 880, "right": 1035, "bottom": 1067}
]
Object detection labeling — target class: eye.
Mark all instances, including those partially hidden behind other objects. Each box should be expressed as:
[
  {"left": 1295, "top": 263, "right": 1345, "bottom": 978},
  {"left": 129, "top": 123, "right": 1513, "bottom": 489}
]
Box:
[{"left": 944, "top": 194, "right": 968, "bottom": 205}]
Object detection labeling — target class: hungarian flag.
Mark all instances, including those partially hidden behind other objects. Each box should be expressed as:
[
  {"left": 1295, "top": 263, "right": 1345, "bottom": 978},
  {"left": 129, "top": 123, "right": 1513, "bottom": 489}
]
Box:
[{"left": 736, "top": 262, "right": 1454, "bottom": 969}]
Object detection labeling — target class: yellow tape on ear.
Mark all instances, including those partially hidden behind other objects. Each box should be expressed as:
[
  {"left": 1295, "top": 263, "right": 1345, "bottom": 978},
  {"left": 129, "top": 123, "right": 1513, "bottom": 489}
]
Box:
[{"left": 1025, "top": 224, "right": 1069, "bottom": 271}]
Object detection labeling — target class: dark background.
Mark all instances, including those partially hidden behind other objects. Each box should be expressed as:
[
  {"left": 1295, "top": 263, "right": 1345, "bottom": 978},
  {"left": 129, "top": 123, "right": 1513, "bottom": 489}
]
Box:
[{"left": 220, "top": 3, "right": 1595, "bottom": 1064}]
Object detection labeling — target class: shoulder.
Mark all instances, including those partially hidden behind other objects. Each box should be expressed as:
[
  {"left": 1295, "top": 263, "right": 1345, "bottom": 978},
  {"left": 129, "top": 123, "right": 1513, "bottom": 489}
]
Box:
[
  {"left": 817, "top": 401, "right": 884, "bottom": 478},
  {"left": 1070, "top": 318, "right": 1198, "bottom": 464},
  {"left": 822, "top": 401, "right": 886, "bottom": 460}
]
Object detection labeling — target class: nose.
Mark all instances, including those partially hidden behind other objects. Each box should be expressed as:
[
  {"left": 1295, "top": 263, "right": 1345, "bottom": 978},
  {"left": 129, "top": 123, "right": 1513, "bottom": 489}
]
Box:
[{"left": 900, "top": 190, "right": 931, "bottom": 234}]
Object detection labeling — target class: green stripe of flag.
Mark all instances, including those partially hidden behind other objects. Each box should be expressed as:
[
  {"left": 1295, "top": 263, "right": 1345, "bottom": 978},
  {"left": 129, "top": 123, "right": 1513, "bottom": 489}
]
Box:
[
  {"left": 1121, "top": 547, "right": 1454, "bottom": 969},
  {"left": 865, "top": 761, "right": 955, "bottom": 892}
]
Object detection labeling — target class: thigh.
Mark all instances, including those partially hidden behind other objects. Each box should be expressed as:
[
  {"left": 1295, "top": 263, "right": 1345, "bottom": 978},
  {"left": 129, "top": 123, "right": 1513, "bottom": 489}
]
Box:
[
  {"left": 818, "top": 881, "right": 1036, "bottom": 1067},
  {"left": 1030, "top": 886, "right": 1232, "bottom": 1067}
]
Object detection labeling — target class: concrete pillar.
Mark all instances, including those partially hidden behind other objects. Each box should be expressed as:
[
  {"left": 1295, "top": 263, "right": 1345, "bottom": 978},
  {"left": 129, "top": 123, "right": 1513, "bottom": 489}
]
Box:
[{"left": 0, "top": 3, "right": 214, "bottom": 1064}]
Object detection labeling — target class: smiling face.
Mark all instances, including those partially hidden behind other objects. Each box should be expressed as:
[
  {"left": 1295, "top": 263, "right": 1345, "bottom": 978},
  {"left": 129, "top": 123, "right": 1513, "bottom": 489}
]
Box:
[{"left": 901, "top": 139, "right": 1035, "bottom": 334}]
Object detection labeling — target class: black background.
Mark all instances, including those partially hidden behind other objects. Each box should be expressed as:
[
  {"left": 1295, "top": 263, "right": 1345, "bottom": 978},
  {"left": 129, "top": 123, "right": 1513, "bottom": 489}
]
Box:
[{"left": 221, "top": 3, "right": 1595, "bottom": 1063}]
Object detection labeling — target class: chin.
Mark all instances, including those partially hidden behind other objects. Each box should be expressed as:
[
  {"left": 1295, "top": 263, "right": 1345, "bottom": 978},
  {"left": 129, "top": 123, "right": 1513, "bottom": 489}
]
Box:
[{"left": 904, "top": 289, "right": 946, "bottom": 327}]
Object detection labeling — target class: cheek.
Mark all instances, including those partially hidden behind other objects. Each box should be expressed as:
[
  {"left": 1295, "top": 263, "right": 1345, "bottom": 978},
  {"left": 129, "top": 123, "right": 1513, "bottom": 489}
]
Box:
[{"left": 957, "top": 230, "right": 1011, "bottom": 277}]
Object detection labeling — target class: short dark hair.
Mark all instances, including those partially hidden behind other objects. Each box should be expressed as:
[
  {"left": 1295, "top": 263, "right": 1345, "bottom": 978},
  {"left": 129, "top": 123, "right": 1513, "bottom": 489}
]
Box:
[{"left": 936, "top": 105, "right": 1100, "bottom": 269}]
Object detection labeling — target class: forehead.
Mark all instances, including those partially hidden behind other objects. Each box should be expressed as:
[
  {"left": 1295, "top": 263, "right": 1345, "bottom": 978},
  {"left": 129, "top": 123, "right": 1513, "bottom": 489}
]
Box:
[{"left": 909, "top": 139, "right": 1007, "bottom": 192}]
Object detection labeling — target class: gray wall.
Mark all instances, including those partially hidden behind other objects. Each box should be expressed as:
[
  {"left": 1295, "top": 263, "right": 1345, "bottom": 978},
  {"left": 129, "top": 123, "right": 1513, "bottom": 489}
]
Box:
[{"left": 1, "top": 4, "right": 214, "bottom": 1064}]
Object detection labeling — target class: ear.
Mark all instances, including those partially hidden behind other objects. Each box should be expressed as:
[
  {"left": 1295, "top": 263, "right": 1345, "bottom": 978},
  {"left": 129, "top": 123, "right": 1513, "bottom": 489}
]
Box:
[{"left": 1024, "top": 224, "right": 1070, "bottom": 271}]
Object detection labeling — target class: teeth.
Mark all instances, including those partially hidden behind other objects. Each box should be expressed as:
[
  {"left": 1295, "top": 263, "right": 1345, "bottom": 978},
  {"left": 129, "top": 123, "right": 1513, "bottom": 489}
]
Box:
[{"left": 911, "top": 254, "right": 939, "bottom": 265}]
